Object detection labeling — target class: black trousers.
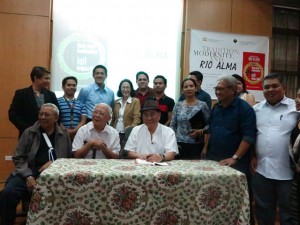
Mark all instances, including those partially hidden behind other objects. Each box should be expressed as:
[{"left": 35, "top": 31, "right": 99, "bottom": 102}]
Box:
[{"left": 176, "top": 142, "right": 204, "bottom": 160}]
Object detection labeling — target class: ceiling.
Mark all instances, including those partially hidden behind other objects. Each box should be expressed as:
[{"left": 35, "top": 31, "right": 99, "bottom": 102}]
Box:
[{"left": 273, "top": 0, "right": 300, "bottom": 9}]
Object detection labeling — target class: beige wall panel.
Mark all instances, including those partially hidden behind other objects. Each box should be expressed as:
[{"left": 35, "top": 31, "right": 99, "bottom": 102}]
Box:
[
  {"left": 0, "top": 13, "right": 50, "bottom": 138},
  {"left": 231, "top": 0, "right": 272, "bottom": 36},
  {"left": 186, "top": 0, "right": 232, "bottom": 31},
  {"left": 0, "top": 139, "right": 18, "bottom": 181},
  {"left": 0, "top": 0, "right": 51, "bottom": 178},
  {"left": 0, "top": 0, "right": 50, "bottom": 16},
  {"left": 183, "top": 0, "right": 232, "bottom": 79}
]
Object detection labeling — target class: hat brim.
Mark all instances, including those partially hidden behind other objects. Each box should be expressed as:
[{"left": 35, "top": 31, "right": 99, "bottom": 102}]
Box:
[{"left": 141, "top": 107, "right": 161, "bottom": 112}]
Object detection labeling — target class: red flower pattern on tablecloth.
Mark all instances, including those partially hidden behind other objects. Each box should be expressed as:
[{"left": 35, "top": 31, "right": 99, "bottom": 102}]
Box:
[
  {"left": 155, "top": 171, "right": 190, "bottom": 192},
  {"left": 64, "top": 172, "right": 93, "bottom": 186},
  {"left": 199, "top": 186, "right": 222, "bottom": 210},
  {"left": 64, "top": 210, "right": 93, "bottom": 225},
  {"left": 153, "top": 208, "right": 180, "bottom": 225},
  {"left": 112, "top": 185, "right": 138, "bottom": 212},
  {"left": 27, "top": 159, "right": 249, "bottom": 224}
]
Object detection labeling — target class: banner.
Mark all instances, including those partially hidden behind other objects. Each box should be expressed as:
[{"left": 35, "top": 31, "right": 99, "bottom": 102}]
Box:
[{"left": 189, "top": 29, "right": 269, "bottom": 101}]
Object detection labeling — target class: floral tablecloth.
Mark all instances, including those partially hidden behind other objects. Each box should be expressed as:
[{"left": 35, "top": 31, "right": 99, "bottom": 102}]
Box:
[{"left": 26, "top": 159, "right": 250, "bottom": 225}]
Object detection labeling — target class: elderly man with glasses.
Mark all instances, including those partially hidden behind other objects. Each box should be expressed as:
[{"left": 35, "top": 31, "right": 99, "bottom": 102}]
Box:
[
  {"left": 202, "top": 75, "right": 257, "bottom": 225},
  {"left": 72, "top": 103, "right": 120, "bottom": 159},
  {"left": 0, "top": 103, "right": 72, "bottom": 225}
]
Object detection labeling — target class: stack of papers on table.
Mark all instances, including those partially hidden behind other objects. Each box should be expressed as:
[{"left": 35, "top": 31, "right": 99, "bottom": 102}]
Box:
[{"left": 135, "top": 159, "right": 169, "bottom": 166}]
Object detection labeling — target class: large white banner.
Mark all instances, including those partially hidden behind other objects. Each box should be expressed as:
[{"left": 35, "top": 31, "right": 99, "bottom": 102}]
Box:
[
  {"left": 51, "top": 0, "right": 183, "bottom": 100},
  {"left": 190, "top": 29, "right": 269, "bottom": 101}
]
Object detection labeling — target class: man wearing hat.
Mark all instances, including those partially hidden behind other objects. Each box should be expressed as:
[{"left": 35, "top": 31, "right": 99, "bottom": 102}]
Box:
[{"left": 125, "top": 99, "right": 178, "bottom": 162}]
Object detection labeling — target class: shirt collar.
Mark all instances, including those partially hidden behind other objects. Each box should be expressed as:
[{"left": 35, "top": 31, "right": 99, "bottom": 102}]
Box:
[
  {"left": 117, "top": 96, "right": 132, "bottom": 104},
  {"left": 265, "top": 96, "right": 289, "bottom": 107},
  {"left": 216, "top": 96, "right": 238, "bottom": 108},
  {"left": 87, "top": 121, "right": 110, "bottom": 134},
  {"left": 92, "top": 82, "right": 107, "bottom": 91}
]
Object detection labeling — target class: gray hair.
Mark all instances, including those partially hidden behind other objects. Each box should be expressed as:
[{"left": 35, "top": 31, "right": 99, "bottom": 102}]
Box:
[
  {"left": 93, "top": 103, "right": 112, "bottom": 116},
  {"left": 41, "top": 103, "right": 59, "bottom": 116},
  {"left": 217, "top": 75, "right": 237, "bottom": 89}
]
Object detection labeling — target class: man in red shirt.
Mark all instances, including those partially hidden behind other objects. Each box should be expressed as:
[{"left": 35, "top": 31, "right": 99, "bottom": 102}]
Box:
[{"left": 135, "top": 71, "right": 154, "bottom": 107}]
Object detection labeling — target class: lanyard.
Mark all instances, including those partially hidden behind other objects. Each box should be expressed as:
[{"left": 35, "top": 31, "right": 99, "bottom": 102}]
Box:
[
  {"left": 63, "top": 97, "right": 76, "bottom": 128},
  {"left": 42, "top": 133, "right": 56, "bottom": 162}
]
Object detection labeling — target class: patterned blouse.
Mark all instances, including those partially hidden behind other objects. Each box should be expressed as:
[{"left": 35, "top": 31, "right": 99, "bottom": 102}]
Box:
[{"left": 170, "top": 100, "right": 209, "bottom": 143}]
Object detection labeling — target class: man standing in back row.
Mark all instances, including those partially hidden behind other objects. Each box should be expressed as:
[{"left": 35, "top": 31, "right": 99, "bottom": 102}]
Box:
[
  {"left": 135, "top": 71, "right": 154, "bottom": 107},
  {"left": 9, "top": 66, "right": 60, "bottom": 138},
  {"left": 57, "top": 76, "right": 87, "bottom": 140},
  {"left": 77, "top": 65, "right": 114, "bottom": 123},
  {"left": 148, "top": 75, "right": 175, "bottom": 126}
]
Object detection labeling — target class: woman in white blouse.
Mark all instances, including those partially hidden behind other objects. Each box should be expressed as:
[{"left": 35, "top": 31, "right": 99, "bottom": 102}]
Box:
[{"left": 111, "top": 79, "right": 141, "bottom": 148}]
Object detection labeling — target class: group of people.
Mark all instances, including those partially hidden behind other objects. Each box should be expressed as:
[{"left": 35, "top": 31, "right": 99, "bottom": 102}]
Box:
[{"left": 0, "top": 64, "right": 299, "bottom": 225}]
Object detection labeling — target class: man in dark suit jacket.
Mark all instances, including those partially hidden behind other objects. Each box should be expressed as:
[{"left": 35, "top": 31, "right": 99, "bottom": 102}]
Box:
[{"left": 9, "top": 66, "right": 59, "bottom": 138}]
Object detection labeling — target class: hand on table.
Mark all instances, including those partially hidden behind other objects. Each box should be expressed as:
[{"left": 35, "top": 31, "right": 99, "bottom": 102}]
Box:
[
  {"left": 219, "top": 157, "right": 237, "bottom": 167},
  {"left": 146, "top": 154, "right": 163, "bottom": 162},
  {"left": 39, "top": 161, "right": 52, "bottom": 173}
]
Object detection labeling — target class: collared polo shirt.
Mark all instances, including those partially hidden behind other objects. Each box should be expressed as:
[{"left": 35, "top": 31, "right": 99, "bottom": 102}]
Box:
[{"left": 77, "top": 83, "right": 115, "bottom": 119}]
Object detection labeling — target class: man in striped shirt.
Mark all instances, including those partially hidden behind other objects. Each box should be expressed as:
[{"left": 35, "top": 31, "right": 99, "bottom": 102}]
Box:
[{"left": 57, "top": 76, "right": 87, "bottom": 140}]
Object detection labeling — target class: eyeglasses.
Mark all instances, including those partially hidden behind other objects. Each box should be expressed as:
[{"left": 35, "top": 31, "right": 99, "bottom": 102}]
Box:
[
  {"left": 38, "top": 112, "right": 54, "bottom": 118},
  {"left": 213, "top": 86, "right": 233, "bottom": 92},
  {"left": 93, "top": 110, "right": 105, "bottom": 116}
]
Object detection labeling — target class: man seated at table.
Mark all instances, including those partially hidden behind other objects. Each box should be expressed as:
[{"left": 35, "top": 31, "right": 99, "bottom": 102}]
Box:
[
  {"left": 72, "top": 103, "right": 120, "bottom": 159},
  {"left": 0, "top": 103, "right": 72, "bottom": 225},
  {"left": 125, "top": 99, "right": 178, "bottom": 162}
]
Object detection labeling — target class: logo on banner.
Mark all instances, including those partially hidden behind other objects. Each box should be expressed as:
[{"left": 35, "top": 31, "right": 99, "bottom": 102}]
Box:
[{"left": 242, "top": 52, "right": 265, "bottom": 91}]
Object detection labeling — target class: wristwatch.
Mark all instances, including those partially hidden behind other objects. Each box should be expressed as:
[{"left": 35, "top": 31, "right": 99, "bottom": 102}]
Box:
[
  {"left": 232, "top": 154, "right": 240, "bottom": 161},
  {"left": 161, "top": 154, "right": 166, "bottom": 162}
]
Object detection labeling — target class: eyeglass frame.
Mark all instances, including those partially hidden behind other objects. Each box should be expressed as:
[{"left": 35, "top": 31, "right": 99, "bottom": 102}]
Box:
[{"left": 213, "top": 85, "right": 233, "bottom": 92}]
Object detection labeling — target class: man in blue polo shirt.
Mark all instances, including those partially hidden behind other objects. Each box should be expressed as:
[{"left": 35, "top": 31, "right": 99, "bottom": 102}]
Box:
[
  {"left": 77, "top": 65, "right": 115, "bottom": 122},
  {"left": 57, "top": 76, "right": 87, "bottom": 139}
]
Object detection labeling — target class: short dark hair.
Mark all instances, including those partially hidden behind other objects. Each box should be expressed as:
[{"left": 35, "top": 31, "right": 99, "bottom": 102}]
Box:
[
  {"left": 117, "top": 79, "right": 136, "bottom": 97},
  {"left": 263, "top": 73, "right": 285, "bottom": 85},
  {"left": 136, "top": 71, "right": 149, "bottom": 81},
  {"left": 62, "top": 76, "right": 78, "bottom": 86},
  {"left": 181, "top": 78, "right": 197, "bottom": 89},
  {"left": 153, "top": 75, "right": 167, "bottom": 85},
  {"left": 30, "top": 66, "right": 50, "bottom": 82},
  {"left": 189, "top": 71, "right": 203, "bottom": 82},
  {"left": 232, "top": 74, "right": 248, "bottom": 94},
  {"left": 93, "top": 65, "right": 107, "bottom": 76}
]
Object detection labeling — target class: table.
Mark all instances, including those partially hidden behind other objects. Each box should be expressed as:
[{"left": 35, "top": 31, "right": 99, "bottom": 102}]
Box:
[{"left": 26, "top": 159, "right": 250, "bottom": 225}]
